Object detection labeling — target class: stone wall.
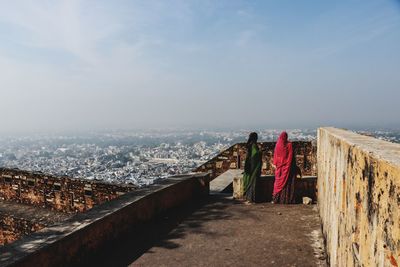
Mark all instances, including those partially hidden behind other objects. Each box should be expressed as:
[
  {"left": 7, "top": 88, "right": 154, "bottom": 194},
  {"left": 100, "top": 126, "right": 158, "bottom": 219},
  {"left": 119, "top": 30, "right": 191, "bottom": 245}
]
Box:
[
  {"left": 195, "top": 141, "right": 317, "bottom": 181},
  {"left": 0, "top": 168, "right": 135, "bottom": 213},
  {"left": 255, "top": 176, "right": 317, "bottom": 203},
  {"left": 318, "top": 127, "right": 400, "bottom": 266}
]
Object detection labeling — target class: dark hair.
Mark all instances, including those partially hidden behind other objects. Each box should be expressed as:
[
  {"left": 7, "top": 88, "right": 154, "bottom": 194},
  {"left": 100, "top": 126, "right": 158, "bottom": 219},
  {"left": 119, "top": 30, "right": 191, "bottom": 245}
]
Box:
[{"left": 247, "top": 132, "right": 258, "bottom": 148}]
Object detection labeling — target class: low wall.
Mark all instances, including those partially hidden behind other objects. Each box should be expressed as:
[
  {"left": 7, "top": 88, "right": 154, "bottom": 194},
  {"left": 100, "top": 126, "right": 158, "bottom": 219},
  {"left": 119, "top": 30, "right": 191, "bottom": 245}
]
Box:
[
  {"left": 0, "top": 168, "right": 135, "bottom": 213},
  {"left": 255, "top": 176, "right": 317, "bottom": 203},
  {"left": 0, "top": 173, "right": 209, "bottom": 267},
  {"left": 195, "top": 141, "right": 316, "bottom": 181},
  {"left": 318, "top": 127, "right": 400, "bottom": 266}
]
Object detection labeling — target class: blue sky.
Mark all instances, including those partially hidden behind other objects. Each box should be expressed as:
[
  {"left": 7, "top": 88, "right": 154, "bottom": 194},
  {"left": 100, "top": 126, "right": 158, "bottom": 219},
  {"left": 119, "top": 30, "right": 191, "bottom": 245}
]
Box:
[{"left": 0, "top": 0, "right": 399, "bottom": 133}]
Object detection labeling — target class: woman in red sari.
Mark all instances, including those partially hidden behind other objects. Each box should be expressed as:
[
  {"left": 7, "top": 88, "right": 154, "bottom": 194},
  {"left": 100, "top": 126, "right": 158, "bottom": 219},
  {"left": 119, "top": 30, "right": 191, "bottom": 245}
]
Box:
[{"left": 272, "top": 131, "right": 297, "bottom": 204}]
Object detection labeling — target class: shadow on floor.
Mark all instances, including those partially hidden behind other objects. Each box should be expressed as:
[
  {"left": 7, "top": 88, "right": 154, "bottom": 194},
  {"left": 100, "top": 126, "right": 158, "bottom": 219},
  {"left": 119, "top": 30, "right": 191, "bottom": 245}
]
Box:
[{"left": 78, "top": 195, "right": 244, "bottom": 267}]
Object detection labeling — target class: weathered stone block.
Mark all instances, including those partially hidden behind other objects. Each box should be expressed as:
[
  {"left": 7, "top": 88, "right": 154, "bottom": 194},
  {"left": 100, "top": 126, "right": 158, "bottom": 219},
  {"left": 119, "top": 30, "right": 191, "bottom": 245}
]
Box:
[
  {"left": 318, "top": 127, "right": 400, "bottom": 267},
  {"left": 233, "top": 175, "right": 243, "bottom": 199}
]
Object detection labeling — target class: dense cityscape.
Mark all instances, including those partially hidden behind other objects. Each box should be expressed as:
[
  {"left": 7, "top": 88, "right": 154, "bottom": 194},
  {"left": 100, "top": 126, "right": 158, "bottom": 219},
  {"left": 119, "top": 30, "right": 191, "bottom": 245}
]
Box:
[{"left": 0, "top": 129, "right": 398, "bottom": 186}]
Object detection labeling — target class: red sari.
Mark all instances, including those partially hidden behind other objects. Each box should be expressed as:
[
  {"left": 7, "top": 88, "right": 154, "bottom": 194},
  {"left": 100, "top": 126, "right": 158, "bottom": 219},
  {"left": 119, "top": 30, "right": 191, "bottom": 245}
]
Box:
[{"left": 273, "top": 132, "right": 296, "bottom": 204}]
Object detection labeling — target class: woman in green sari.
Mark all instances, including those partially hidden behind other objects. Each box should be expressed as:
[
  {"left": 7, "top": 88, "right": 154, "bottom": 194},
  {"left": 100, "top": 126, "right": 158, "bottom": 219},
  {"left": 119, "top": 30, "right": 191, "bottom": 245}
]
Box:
[{"left": 242, "top": 132, "right": 262, "bottom": 203}]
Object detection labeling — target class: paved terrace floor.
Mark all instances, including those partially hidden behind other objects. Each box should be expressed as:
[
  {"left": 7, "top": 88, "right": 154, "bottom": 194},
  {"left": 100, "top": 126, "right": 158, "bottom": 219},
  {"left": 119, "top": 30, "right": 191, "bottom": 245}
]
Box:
[{"left": 89, "top": 195, "right": 326, "bottom": 267}]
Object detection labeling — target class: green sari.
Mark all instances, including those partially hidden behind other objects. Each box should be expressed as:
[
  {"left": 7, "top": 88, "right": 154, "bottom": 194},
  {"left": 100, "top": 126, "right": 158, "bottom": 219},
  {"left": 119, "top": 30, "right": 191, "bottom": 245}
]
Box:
[{"left": 242, "top": 144, "right": 262, "bottom": 202}]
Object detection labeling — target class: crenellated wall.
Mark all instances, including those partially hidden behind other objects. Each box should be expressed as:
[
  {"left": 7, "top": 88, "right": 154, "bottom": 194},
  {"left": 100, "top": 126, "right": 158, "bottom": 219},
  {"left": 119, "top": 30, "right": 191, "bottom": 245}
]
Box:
[
  {"left": 194, "top": 141, "right": 317, "bottom": 181},
  {"left": 0, "top": 168, "right": 136, "bottom": 213},
  {"left": 318, "top": 127, "right": 400, "bottom": 266}
]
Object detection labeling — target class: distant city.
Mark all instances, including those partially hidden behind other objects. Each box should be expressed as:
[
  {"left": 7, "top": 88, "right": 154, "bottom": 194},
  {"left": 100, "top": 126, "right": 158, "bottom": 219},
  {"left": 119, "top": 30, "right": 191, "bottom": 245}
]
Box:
[{"left": 0, "top": 129, "right": 398, "bottom": 186}]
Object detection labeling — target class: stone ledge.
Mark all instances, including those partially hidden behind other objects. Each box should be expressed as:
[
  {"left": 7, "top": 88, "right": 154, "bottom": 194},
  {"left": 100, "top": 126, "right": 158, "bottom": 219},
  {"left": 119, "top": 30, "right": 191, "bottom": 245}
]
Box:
[
  {"left": 319, "top": 127, "right": 400, "bottom": 167},
  {"left": 318, "top": 127, "right": 400, "bottom": 266}
]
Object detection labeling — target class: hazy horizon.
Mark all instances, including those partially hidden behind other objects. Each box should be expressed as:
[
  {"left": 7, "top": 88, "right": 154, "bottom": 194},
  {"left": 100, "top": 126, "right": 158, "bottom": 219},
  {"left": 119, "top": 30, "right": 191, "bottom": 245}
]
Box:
[
  {"left": 1, "top": 0, "right": 399, "bottom": 134},
  {"left": 0, "top": 125, "right": 399, "bottom": 138}
]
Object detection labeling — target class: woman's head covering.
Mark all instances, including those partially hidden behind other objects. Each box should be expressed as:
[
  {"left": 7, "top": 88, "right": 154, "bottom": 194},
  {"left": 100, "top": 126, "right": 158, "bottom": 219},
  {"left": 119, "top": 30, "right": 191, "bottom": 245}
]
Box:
[
  {"left": 278, "top": 131, "right": 288, "bottom": 144},
  {"left": 275, "top": 131, "right": 290, "bottom": 156},
  {"left": 247, "top": 132, "right": 258, "bottom": 148}
]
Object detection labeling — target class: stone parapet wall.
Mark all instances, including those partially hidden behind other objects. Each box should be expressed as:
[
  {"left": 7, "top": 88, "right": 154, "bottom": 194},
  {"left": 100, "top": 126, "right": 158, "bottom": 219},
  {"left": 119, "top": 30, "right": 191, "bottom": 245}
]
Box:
[
  {"left": 0, "top": 168, "right": 135, "bottom": 213},
  {"left": 232, "top": 175, "right": 317, "bottom": 203},
  {"left": 317, "top": 127, "right": 400, "bottom": 266},
  {"left": 256, "top": 176, "right": 317, "bottom": 203},
  {"left": 195, "top": 141, "right": 316, "bottom": 181}
]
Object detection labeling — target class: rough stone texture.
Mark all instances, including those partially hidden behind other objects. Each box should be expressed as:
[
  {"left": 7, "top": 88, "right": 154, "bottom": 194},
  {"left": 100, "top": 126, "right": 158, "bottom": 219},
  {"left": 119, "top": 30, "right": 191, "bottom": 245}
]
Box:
[
  {"left": 0, "top": 168, "right": 135, "bottom": 213},
  {"left": 318, "top": 127, "right": 400, "bottom": 266},
  {"left": 0, "top": 216, "right": 43, "bottom": 246},
  {"left": 194, "top": 141, "right": 317, "bottom": 181},
  {"left": 0, "top": 201, "right": 72, "bottom": 246},
  {"left": 0, "top": 173, "right": 209, "bottom": 267},
  {"left": 233, "top": 175, "right": 244, "bottom": 199},
  {"left": 303, "top": 197, "right": 313, "bottom": 205},
  {"left": 130, "top": 196, "right": 326, "bottom": 267}
]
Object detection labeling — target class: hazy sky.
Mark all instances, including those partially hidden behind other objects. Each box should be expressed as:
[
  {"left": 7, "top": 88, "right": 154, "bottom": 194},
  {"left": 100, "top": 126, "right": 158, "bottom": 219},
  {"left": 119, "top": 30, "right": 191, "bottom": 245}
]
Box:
[{"left": 0, "top": 0, "right": 399, "bottom": 133}]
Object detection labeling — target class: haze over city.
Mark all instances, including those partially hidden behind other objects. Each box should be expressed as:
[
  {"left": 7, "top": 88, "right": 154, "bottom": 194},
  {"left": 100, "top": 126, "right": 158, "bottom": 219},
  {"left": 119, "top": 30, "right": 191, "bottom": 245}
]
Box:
[{"left": 0, "top": 0, "right": 399, "bottom": 134}]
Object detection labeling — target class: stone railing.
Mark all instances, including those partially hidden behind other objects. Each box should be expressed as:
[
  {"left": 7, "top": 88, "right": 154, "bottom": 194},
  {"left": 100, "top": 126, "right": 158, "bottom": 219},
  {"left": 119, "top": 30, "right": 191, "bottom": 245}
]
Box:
[
  {"left": 0, "top": 168, "right": 135, "bottom": 213},
  {"left": 318, "top": 127, "right": 400, "bottom": 266},
  {"left": 194, "top": 141, "right": 317, "bottom": 181}
]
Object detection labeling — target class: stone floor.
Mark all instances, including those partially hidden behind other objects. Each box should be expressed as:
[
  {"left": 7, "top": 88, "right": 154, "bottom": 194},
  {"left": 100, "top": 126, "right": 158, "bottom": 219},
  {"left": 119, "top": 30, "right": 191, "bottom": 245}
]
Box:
[
  {"left": 90, "top": 194, "right": 326, "bottom": 267},
  {"left": 0, "top": 201, "right": 73, "bottom": 247},
  {"left": 0, "top": 201, "right": 72, "bottom": 225},
  {"left": 0, "top": 201, "right": 73, "bottom": 226},
  {"left": 131, "top": 196, "right": 326, "bottom": 267}
]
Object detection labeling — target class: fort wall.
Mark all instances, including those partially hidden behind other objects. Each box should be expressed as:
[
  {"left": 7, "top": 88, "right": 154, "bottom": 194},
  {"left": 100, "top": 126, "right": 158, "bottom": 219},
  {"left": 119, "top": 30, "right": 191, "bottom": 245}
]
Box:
[
  {"left": 318, "top": 127, "right": 400, "bottom": 266},
  {"left": 0, "top": 168, "right": 135, "bottom": 213},
  {"left": 195, "top": 141, "right": 317, "bottom": 181}
]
